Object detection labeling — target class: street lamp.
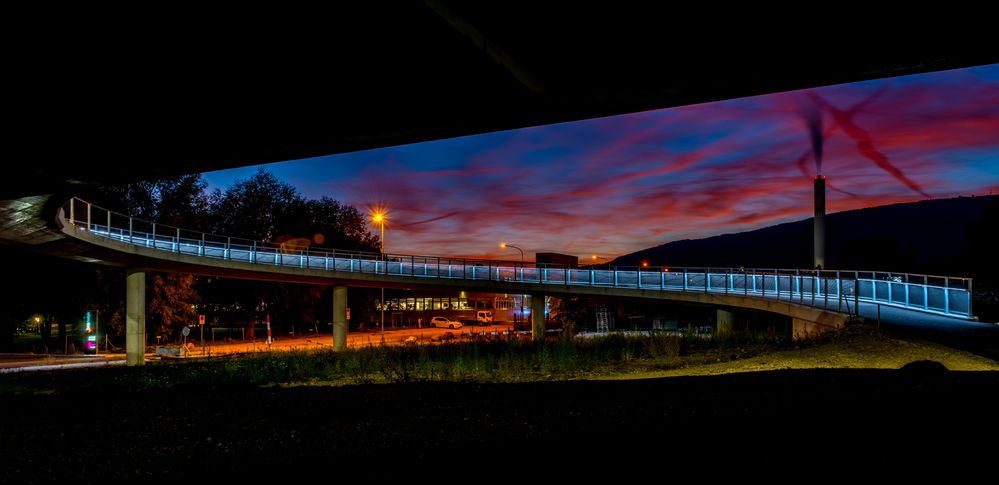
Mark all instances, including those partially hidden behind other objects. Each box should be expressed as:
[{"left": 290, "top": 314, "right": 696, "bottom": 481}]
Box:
[
  {"left": 500, "top": 242, "right": 526, "bottom": 325},
  {"left": 500, "top": 242, "right": 524, "bottom": 262},
  {"left": 372, "top": 212, "right": 385, "bottom": 248},
  {"left": 371, "top": 210, "right": 387, "bottom": 343}
]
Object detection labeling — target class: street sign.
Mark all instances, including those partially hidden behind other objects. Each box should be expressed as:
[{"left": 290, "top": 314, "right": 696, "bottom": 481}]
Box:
[{"left": 181, "top": 326, "right": 191, "bottom": 337}]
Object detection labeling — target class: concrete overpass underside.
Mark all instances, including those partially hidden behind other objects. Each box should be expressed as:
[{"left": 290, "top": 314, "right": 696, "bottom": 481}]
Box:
[{"left": 5, "top": 5, "right": 997, "bottom": 200}]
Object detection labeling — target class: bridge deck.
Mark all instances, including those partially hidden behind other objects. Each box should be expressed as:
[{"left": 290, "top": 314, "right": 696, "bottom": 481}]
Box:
[{"left": 59, "top": 198, "right": 976, "bottom": 326}]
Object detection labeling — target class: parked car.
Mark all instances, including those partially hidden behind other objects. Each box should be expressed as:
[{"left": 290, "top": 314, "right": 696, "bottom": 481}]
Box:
[
  {"left": 430, "top": 316, "right": 462, "bottom": 329},
  {"left": 476, "top": 310, "right": 493, "bottom": 324}
]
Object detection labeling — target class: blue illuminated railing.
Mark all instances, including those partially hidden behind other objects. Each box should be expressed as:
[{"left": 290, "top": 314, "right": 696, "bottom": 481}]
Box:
[{"left": 61, "top": 198, "right": 974, "bottom": 319}]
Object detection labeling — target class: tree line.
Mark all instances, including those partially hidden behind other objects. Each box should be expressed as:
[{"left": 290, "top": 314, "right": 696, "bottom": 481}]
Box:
[{"left": 1, "top": 169, "right": 381, "bottom": 351}]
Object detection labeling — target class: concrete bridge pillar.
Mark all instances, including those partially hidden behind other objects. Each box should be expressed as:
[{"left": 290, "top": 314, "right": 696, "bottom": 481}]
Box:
[
  {"left": 716, "top": 308, "right": 734, "bottom": 336},
  {"left": 125, "top": 269, "right": 146, "bottom": 366},
  {"left": 333, "top": 285, "right": 348, "bottom": 351},
  {"left": 531, "top": 293, "right": 546, "bottom": 340}
]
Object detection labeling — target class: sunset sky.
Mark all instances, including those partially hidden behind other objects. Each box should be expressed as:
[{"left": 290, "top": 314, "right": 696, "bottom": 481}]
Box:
[{"left": 204, "top": 64, "right": 999, "bottom": 261}]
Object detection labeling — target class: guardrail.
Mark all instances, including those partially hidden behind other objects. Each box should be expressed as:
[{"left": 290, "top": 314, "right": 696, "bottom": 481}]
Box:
[{"left": 61, "top": 197, "right": 974, "bottom": 319}]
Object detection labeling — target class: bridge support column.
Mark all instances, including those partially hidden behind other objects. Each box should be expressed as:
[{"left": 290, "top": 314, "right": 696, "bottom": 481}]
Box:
[
  {"left": 333, "top": 286, "right": 348, "bottom": 351},
  {"left": 531, "top": 293, "right": 546, "bottom": 340},
  {"left": 716, "top": 309, "right": 734, "bottom": 336},
  {"left": 125, "top": 269, "right": 146, "bottom": 366}
]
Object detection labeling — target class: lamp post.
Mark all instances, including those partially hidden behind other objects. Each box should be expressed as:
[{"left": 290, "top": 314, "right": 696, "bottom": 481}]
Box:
[
  {"left": 500, "top": 242, "right": 526, "bottom": 324},
  {"left": 372, "top": 210, "right": 387, "bottom": 343}
]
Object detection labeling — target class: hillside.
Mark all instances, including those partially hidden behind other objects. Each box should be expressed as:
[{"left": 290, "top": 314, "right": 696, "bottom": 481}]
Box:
[{"left": 613, "top": 196, "right": 999, "bottom": 312}]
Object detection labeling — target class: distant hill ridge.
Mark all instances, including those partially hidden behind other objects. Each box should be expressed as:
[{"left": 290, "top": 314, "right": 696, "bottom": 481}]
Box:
[{"left": 613, "top": 195, "right": 998, "bottom": 279}]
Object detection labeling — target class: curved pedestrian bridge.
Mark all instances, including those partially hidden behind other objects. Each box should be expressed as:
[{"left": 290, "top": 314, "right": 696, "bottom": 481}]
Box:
[{"left": 57, "top": 198, "right": 976, "bottom": 364}]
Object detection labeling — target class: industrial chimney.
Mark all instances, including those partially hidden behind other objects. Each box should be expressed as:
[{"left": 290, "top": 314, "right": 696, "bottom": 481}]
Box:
[{"left": 814, "top": 175, "right": 825, "bottom": 269}]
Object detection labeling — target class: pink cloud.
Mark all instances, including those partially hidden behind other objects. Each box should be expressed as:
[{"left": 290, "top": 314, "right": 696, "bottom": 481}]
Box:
[{"left": 280, "top": 66, "right": 999, "bottom": 260}]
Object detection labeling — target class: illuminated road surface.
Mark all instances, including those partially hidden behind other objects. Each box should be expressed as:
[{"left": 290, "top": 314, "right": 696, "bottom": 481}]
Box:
[
  {"left": 189, "top": 323, "right": 518, "bottom": 356},
  {"left": 0, "top": 324, "right": 520, "bottom": 370}
]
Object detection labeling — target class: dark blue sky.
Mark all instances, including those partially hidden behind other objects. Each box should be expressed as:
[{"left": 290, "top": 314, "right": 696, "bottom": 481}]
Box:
[{"left": 204, "top": 64, "right": 999, "bottom": 260}]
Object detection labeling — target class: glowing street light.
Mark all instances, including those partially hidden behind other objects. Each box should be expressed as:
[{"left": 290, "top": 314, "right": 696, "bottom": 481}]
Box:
[
  {"left": 371, "top": 209, "right": 388, "bottom": 343},
  {"left": 589, "top": 254, "right": 612, "bottom": 267},
  {"left": 500, "top": 242, "right": 524, "bottom": 262}
]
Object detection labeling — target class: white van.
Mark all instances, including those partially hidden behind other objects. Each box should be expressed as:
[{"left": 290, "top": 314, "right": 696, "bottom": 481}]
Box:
[{"left": 476, "top": 310, "right": 493, "bottom": 324}]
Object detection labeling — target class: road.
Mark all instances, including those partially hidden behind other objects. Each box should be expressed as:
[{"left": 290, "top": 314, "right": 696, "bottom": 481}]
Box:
[
  {"left": 164, "top": 322, "right": 519, "bottom": 356},
  {"left": 0, "top": 323, "right": 520, "bottom": 371},
  {"left": 0, "top": 353, "right": 124, "bottom": 373}
]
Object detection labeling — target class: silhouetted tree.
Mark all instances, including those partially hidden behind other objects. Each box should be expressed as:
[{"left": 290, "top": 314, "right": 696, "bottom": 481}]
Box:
[
  {"left": 209, "top": 168, "right": 303, "bottom": 242},
  {"left": 3, "top": 169, "right": 378, "bottom": 351},
  {"left": 301, "top": 197, "right": 381, "bottom": 251},
  {"left": 204, "top": 169, "right": 380, "bottom": 336},
  {"left": 147, "top": 273, "right": 200, "bottom": 341},
  {"left": 95, "top": 174, "right": 211, "bottom": 342},
  {"left": 95, "top": 179, "right": 157, "bottom": 219},
  {"left": 96, "top": 174, "right": 208, "bottom": 225},
  {"left": 548, "top": 296, "right": 587, "bottom": 335},
  {"left": 152, "top": 175, "right": 211, "bottom": 228}
]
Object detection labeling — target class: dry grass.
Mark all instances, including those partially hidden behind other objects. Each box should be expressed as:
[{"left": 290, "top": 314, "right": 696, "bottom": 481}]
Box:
[{"left": 609, "top": 324, "right": 999, "bottom": 379}]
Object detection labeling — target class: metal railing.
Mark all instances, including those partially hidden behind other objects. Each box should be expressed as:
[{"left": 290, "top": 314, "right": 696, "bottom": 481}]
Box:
[{"left": 61, "top": 197, "right": 974, "bottom": 319}]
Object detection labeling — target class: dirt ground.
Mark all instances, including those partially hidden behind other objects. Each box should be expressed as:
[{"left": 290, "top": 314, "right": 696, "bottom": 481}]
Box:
[
  {"left": 612, "top": 325, "right": 999, "bottom": 379},
  {"left": 2, "top": 325, "right": 998, "bottom": 482}
]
